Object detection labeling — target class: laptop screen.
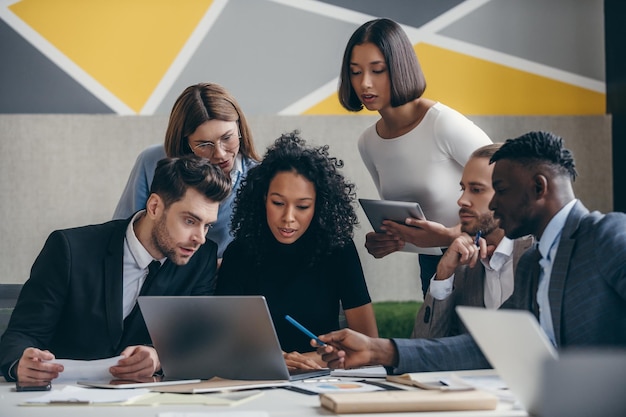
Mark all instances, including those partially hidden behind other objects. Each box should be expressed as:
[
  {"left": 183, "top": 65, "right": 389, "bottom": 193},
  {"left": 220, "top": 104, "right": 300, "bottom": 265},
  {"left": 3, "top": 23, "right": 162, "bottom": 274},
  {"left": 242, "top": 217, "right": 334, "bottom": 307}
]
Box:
[{"left": 139, "top": 295, "right": 290, "bottom": 381}]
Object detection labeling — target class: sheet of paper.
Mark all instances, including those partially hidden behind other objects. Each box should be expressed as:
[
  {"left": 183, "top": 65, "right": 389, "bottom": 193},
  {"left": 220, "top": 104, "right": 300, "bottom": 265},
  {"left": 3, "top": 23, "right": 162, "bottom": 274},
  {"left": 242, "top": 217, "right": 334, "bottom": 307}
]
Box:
[
  {"left": 330, "top": 365, "right": 387, "bottom": 378},
  {"left": 129, "top": 390, "right": 264, "bottom": 406},
  {"left": 159, "top": 413, "right": 269, "bottom": 417},
  {"left": 290, "top": 380, "right": 384, "bottom": 394},
  {"left": 441, "top": 374, "right": 516, "bottom": 402},
  {"left": 22, "top": 385, "right": 150, "bottom": 405},
  {"left": 46, "top": 355, "right": 123, "bottom": 383}
]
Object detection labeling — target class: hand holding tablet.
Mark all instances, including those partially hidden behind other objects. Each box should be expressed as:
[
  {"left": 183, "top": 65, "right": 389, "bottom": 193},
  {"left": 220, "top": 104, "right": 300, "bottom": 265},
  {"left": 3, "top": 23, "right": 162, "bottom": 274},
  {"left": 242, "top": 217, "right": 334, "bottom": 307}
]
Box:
[{"left": 358, "top": 199, "right": 443, "bottom": 255}]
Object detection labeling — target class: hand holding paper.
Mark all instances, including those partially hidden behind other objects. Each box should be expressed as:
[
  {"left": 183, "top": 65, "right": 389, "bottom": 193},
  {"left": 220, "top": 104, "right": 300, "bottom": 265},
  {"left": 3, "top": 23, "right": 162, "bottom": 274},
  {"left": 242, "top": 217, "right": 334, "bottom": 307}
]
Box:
[
  {"left": 47, "top": 356, "right": 124, "bottom": 383},
  {"left": 110, "top": 345, "right": 160, "bottom": 380}
]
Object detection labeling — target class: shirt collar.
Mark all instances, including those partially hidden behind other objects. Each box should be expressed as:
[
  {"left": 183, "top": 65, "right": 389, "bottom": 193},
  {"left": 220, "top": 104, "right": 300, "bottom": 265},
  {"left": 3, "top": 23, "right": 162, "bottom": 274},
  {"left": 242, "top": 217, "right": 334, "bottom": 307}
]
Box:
[
  {"left": 230, "top": 153, "right": 243, "bottom": 183},
  {"left": 125, "top": 210, "right": 165, "bottom": 269},
  {"left": 538, "top": 199, "right": 578, "bottom": 260},
  {"left": 481, "top": 236, "right": 514, "bottom": 271}
]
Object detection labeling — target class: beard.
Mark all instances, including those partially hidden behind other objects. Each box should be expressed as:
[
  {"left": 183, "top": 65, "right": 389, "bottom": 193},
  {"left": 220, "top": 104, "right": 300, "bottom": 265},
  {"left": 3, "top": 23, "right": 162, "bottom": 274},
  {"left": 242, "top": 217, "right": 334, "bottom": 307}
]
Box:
[
  {"left": 151, "top": 214, "right": 188, "bottom": 266},
  {"left": 460, "top": 210, "right": 499, "bottom": 237}
]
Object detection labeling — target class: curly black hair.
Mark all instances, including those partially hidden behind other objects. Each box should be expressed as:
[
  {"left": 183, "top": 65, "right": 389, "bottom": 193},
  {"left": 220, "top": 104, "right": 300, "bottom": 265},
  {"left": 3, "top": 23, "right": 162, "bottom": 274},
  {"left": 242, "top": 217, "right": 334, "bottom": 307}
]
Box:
[
  {"left": 490, "top": 131, "right": 577, "bottom": 181},
  {"left": 230, "top": 131, "right": 359, "bottom": 265}
]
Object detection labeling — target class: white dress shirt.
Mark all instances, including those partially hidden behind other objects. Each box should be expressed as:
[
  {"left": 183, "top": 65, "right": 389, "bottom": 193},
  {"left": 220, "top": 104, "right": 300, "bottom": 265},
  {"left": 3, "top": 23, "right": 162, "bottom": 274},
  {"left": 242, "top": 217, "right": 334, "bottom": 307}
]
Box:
[
  {"left": 122, "top": 211, "right": 164, "bottom": 318},
  {"left": 429, "top": 237, "right": 515, "bottom": 309}
]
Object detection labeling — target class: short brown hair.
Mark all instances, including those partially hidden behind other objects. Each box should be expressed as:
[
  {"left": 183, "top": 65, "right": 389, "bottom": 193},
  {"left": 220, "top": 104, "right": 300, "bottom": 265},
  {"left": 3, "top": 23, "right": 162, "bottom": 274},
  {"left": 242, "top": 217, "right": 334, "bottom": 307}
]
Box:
[
  {"left": 150, "top": 155, "right": 231, "bottom": 208},
  {"left": 471, "top": 143, "right": 503, "bottom": 160},
  {"left": 339, "top": 18, "right": 426, "bottom": 112}
]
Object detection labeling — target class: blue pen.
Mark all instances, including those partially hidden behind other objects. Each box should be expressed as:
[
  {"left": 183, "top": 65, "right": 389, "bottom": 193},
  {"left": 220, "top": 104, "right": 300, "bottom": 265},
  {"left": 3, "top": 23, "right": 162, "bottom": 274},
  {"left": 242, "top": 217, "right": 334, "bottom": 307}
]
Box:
[
  {"left": 285, "top": 315, "right": 327, "bottom": 346},
  {"left": 474, "top": 230, "right": 482, "bottom": 247}
]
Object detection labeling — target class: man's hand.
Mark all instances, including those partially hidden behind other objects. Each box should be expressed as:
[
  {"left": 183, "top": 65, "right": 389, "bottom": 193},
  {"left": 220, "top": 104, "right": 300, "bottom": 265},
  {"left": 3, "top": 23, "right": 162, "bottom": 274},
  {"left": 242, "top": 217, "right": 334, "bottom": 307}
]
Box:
[
  {"left": 16, "top": 347, "right": 63, "bottom": 384},
  {"left": 381, "top": 218, "right": 458, "bottom": 249},
  {"left": 364, "top": 231, "right": 404, "bottom": 258},
  {"left": 314, "top": 329, "right": 397, "bottom": 370},
  {"left": 282, "top": 351, "right": 324, "bottom": 370},
  {"left": 110, "top": 346, "right": 160, "bottom": 380},
  {"left": 435, "top": 233, "right": 488, "bottom": 280}
]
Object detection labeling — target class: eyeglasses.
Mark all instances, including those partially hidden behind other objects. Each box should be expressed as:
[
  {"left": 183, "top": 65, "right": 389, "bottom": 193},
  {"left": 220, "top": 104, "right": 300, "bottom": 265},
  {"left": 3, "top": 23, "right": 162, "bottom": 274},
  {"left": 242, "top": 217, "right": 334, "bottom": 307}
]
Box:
[{"left": 189, "top": 131, "right": 241, "bottom": 158}]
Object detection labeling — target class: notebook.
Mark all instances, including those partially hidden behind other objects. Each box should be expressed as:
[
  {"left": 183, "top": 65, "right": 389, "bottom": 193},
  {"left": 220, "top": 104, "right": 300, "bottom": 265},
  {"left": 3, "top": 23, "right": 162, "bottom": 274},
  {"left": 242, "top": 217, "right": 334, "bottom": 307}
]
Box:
[
  {"left": 358, "top": 198, "right": 443, "bottom": 255},
  {"left": 456, "top": 306, "right": 558, "bottom": 416},
  {"left": 137, "top": 295, "right": 329, "bottom": 382}
]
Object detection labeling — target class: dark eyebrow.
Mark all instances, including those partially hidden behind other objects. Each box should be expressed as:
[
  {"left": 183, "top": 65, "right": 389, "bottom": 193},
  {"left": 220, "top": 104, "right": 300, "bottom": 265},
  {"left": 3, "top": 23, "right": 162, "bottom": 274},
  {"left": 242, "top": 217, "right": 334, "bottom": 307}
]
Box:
[
  {"left": 268, "top": 192, "right": 314, "bottom": 201},
  {"left": 467, "top": 181, "right": 489, "bottom": 187},
  {"left": 181, "top": 211, "right": 203, "bottom": 222},
  {"left": 350, "top": 60, "right": 385, "bottom": 66}
]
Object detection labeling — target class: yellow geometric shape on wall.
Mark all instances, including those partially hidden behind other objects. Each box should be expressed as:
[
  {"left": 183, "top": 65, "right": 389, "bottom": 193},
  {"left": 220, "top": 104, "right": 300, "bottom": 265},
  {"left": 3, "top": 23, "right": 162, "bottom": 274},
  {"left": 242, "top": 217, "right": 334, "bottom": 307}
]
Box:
[
  {"left": 416, "top": 43, "right": 605, "bottom": 115},
  {"left": 10, "top": 0, "right": 213, "bottom": 113},
  {"left": 305, "top": 43, "right": 605, "bottom": 116}
]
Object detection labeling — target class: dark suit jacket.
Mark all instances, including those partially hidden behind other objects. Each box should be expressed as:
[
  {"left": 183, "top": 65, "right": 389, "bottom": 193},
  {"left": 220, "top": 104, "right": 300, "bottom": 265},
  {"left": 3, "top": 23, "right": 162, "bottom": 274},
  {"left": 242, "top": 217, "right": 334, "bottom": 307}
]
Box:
[
  {"left": 392, "top": 201, "right": 626, "bottom": 373},
  {"left": 412, "top": 235, "right": 533, "bottom": 338},
  {"left": 0, "top": 217, "right": 218, "bottom": 381}
]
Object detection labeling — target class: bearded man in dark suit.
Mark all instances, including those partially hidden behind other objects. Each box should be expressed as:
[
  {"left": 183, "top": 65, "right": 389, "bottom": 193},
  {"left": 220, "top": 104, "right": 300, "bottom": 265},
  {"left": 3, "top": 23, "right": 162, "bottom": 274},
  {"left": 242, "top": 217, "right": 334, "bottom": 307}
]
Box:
[{"left": 0, "top": 155, "right": 231, "bottom": 385}]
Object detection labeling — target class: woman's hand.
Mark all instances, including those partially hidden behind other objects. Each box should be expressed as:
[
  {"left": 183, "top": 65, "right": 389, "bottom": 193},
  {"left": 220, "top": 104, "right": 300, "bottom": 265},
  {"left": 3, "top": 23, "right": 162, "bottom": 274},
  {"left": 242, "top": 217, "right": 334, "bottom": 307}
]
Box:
[
  {"left": 364, "top": 231, "right": 404, "bottom": 258},
  {"left": 381, "top": 218, "right": 459, "bottom": 248}
]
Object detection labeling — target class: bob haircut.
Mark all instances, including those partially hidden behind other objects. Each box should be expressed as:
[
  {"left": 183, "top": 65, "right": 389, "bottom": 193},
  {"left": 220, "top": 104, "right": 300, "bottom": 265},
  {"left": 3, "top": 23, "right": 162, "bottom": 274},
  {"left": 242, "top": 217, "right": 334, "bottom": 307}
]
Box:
[
  {"left": 339, "top": 18, "right": 427, "bottom": 112},
  {"left": 163, "top": 82, "right": 260, "bottom": 161},
  {"left": 231, "top": 131, "right": 358, "bottom": 265}
]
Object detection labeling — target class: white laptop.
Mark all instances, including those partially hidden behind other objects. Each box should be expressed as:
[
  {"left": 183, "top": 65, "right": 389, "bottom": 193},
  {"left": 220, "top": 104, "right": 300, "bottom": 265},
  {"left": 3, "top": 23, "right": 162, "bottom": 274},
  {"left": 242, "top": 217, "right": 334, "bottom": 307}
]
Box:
[
  {"left": 539, "top": 349, "right": 626, "bottom": 417},
  {"left": 137, "top": 295, "right": 329, "bottom": 382},
  {"left": 456, "top": 306, "right": 558, "bottom": 416}
]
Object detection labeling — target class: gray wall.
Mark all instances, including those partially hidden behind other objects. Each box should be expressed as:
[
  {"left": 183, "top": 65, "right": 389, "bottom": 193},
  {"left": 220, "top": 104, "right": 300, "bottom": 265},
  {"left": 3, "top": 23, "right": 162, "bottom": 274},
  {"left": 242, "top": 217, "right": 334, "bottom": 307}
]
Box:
[{"left": 0, "top": 115, "right": 612, "bottom": 302}]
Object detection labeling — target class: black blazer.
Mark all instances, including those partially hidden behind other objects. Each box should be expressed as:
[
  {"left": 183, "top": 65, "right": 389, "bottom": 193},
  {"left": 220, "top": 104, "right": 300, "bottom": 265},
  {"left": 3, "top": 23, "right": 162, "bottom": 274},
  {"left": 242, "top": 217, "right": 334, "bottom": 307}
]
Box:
[{"left": 0, "top": 217, "right": 217, "bottom": 380}]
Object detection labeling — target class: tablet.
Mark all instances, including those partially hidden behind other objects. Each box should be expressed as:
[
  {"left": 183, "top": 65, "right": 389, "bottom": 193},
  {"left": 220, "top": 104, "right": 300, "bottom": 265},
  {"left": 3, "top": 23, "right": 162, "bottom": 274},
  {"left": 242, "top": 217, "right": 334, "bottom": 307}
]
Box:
[
  {"left": 77, "top": 376, "right": 200, "bottom": 389},
  {"left": 358, "top": 198, "right": 443, "bottom": 256}
]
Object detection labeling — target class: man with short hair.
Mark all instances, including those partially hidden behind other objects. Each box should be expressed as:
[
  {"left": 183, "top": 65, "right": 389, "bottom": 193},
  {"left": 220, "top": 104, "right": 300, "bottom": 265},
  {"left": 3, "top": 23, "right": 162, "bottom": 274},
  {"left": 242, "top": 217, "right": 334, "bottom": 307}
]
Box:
[
  {"left": 317, "top": 131, "right": 626, "bottom": 373},
  {"left": 0, "top": 155, "right": 231, "bottom": 385},
  {"left": 412, "top": 143, "right": 533, "bottom": 339}
]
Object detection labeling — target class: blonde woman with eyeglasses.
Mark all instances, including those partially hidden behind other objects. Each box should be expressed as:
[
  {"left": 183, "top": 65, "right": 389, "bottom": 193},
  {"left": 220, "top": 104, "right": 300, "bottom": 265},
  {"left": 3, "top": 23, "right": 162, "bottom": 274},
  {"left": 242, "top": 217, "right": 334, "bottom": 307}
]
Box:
[{"left": 114, "top": 83, "right": 260, "bottom": 259}]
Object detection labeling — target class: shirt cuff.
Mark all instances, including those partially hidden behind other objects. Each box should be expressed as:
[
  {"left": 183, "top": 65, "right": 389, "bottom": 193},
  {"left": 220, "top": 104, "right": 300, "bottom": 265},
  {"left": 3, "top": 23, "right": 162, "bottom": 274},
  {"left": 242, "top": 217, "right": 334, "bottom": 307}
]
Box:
[
  {"left": 7, "top": 359, "right": 19, "bottom": 382},
  {"left": 429, "top": 273, "right": 455, "bottom": 300}
]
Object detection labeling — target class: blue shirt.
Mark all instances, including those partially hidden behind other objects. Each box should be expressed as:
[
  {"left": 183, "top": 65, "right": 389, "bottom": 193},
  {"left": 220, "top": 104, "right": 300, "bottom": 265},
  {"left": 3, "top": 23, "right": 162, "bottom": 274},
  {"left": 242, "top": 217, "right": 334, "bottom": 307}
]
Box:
[{"left": 113, "top": 144, "right": 257, "bottom": 257}]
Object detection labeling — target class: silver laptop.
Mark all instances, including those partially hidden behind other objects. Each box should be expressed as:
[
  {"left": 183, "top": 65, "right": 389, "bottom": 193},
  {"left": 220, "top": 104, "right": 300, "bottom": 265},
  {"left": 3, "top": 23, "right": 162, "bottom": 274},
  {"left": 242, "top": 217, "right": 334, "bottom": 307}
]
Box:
[
  {"left": 540, "top": 349, "right": 626, "bottom": 417},
  {"left": 138, "top": 295, "right": 329, "bottom": 381},
  {"left": 456, "top": 306, "right": 558, "bottom": 416}
]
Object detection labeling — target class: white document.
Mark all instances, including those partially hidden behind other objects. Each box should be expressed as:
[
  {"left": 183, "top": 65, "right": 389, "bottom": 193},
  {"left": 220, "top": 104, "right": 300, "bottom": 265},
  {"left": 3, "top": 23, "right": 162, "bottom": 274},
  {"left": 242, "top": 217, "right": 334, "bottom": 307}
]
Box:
[
  {"left": 23, "top": 385, "right": 149, "bottom": 405},
  {"left": 157, "top": 410, "right": 270, "bottom": 417},
  {"left": 46, "top": 355, "right": 123, "bottom": 383},
  {"left": 330, "top": 365, "right": 387, "bottom": 378},
  {"left": 441, "top": 374, "right": 515, "bottom": 402},
  {"left": 159, "top": 413, "right": 269, "bottom": 417},
  {"left": 291, "top": 380, "right": 384, "bottom": 394}
]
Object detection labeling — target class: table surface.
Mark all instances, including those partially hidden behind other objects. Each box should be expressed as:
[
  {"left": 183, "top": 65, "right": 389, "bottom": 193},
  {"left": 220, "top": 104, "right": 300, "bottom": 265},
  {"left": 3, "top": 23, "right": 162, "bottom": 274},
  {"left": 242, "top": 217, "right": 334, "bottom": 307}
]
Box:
[{"left": 0, "top": 371, "right": 529, "bottom": 417}]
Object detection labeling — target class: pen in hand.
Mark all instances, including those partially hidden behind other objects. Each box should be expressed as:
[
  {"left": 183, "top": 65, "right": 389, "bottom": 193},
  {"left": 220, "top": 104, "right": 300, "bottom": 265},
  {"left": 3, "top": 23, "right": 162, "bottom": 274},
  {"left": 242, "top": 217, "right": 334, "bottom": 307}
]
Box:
[
  {"left": 285, "top": 315, "right": 327, "bottom": 346},
  {"left": 474, "top": 230, "right": 482, "bottom": 247}
]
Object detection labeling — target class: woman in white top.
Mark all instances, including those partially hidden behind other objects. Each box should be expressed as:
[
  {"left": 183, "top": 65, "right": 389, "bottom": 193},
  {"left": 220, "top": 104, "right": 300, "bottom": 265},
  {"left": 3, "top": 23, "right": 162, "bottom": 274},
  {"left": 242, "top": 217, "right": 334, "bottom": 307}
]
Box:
[{"left": 339, "top": 18, "right": 492, "bottom": 296}]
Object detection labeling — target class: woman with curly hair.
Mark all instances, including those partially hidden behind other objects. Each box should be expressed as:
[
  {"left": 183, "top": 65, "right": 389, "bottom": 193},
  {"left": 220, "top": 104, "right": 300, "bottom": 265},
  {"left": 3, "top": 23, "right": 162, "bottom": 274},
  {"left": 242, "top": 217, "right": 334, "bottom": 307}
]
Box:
[{"left": 216, "top": 131, "right": 378, "bottom": 369}]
